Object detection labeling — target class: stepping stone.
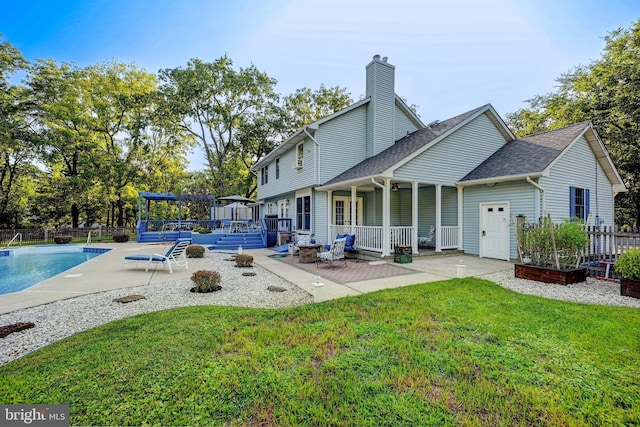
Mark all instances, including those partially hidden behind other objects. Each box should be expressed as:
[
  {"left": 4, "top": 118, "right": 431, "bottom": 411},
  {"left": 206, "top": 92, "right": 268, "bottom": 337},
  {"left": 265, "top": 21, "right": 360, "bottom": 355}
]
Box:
[
  {"left": 242, "top": 272, "right": 256, "bottom": 276},
  {"left": 113, "top": 295, "right": 146, "bottom": 303},
  {"left": 0, "top": 322, "right": 35, "bottom": 338},
  {"left": 267, "top": 285, "right": 286, "bottom": 292}
]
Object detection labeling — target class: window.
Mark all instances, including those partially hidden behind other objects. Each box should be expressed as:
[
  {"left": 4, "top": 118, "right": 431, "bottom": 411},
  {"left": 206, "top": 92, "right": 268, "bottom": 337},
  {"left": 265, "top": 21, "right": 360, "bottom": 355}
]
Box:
[
  {"left": 295, "top": 142, "right": 304, "bottom": 169},
  {"left": 275, "top": 157, "right": 280, "bottom": 179},
  {"left": 570, "top": 186, "right": 590, "bottom": 220},
  {"left": 296, "top": 195, "right": 311, "bottom": 231},
  {"left": 261, "top": 165, "right": 269, "bottom": 185}
]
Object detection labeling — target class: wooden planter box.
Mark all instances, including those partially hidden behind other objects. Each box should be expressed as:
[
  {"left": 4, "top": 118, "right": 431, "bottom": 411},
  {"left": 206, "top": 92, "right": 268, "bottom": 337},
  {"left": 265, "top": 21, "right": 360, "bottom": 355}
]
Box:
[
  {"left": 621, "top": 278, "right": 640, "bottom": 299},
  {"left": 515, "top": 264, "right": 587, "bottom": 285}
]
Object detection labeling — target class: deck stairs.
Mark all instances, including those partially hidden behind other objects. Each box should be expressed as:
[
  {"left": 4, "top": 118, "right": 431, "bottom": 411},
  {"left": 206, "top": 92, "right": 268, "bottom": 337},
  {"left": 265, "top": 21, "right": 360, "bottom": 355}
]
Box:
[{"left": 207, "top": 232, "right": 265, "bottom": 250}]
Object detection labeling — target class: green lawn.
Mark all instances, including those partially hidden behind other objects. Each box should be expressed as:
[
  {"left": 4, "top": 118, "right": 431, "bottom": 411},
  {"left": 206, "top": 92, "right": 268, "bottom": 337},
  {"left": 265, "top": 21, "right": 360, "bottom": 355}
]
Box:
[{"left": 1, "top": 278, "right": 638, "bottom": 426}]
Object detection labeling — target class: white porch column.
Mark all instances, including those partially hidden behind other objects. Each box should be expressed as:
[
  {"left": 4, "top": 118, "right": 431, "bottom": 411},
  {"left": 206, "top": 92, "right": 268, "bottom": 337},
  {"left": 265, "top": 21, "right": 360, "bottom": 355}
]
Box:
[
  {"left": 457, "top": 185, "right": 463, "bottom": 250},
  {"left": 326, "top": 190, "right": 333, "bottom": 242},
  {"left": 350, "top": 185, "right": 357, "bottom": 234},
  {"left": 412, "top": 181, "right": 418, "bottom": 254},
  {"left": 435, "top": 183, "right": 442, "bottom": 253},
  {"left": 382, "top": 178, "right": 391, "bottom": 257}
]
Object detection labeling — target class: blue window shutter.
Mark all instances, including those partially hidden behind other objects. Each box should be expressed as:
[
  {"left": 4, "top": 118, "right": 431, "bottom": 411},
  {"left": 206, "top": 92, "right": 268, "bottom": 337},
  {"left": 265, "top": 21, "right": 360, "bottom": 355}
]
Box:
[
  {"left": 569, "top": 186, "right": 576, "bottom": 217},
  {"left": 585, "top": 189, "right": 590, "bottom": 220}
]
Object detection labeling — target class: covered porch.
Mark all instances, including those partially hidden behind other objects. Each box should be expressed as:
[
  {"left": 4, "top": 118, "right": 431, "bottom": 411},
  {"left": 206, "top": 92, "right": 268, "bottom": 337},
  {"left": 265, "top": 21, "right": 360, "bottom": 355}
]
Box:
[{"left": 317, "top": 178, "right": 463, "bottom": 257}]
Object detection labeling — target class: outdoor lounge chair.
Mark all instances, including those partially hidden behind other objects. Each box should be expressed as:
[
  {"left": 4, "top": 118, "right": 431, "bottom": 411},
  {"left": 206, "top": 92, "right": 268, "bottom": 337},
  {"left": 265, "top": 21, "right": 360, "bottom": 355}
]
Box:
[
  {"left": 121, "top": 238, "right": 191, "bottom": 274},
  {"left": 317, "top": 237, "right": 347, "bottom": 268}
]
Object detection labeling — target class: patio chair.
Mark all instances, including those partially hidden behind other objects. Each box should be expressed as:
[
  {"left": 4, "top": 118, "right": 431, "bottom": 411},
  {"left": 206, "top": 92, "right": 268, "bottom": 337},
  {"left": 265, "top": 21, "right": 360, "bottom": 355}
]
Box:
[
  {"left": 121, "top": 238, "right": 191, "bottom": 274},
  {"left": 324, "top": 233, "right": 360, "bottom": 260},
  {"left": 317, "top": 237, "right": 347, "bottom": 268},
  {"left": 418, "top": 225, "right": 436, "bottom": 248}
]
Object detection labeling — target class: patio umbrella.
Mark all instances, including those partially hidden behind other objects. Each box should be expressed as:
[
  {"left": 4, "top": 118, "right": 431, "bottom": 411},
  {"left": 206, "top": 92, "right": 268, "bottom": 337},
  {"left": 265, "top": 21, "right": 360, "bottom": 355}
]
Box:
[{"left": 218, "top": 195, "right": 255, "bottom": 203}]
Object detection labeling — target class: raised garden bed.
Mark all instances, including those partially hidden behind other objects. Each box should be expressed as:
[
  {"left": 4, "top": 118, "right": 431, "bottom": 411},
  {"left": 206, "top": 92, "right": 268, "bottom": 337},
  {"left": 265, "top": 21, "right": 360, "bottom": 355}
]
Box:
[
  {"left": 515, "top": 264, "right": 587, "bottom": 285},
  {"left": 621, "top": 279, "right": 640, "bottom": 299}
]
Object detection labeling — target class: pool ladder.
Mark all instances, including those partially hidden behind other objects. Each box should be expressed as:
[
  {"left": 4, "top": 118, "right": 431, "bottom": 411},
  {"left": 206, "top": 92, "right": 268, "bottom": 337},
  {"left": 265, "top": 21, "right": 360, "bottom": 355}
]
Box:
[{"left": 5, "top": 233, "right": 22, "bottom": 248}]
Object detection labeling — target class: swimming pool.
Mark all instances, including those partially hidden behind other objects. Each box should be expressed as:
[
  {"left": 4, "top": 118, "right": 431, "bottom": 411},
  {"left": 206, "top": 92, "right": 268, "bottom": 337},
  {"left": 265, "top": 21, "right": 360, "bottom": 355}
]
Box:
[{"left": 0, "top": 245, "right": 111, "bottom": 295}]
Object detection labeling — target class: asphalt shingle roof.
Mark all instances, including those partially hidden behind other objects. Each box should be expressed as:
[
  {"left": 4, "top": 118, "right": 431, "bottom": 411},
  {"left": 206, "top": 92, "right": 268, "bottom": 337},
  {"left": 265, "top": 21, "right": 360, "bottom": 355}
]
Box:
[
  {"left": 460, "top": 121, "right": 590, "bottom": 182},
  {"left": 323, "top": 105, "right": 488, "bottom": 186}
]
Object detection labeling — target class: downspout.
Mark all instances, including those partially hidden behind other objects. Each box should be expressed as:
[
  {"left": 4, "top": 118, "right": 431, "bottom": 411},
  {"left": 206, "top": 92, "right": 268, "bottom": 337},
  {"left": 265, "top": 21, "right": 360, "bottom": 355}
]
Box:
[{"left": 526, "top": 176, "right": 545, "bottom": 219}]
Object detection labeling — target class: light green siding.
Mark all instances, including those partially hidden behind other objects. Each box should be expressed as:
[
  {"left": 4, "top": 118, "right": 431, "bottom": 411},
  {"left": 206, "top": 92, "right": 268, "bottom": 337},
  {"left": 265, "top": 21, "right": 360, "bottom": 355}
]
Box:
[
  {"left": 394, "top": 104, "right": 420, "bottom": 141},
  {"left": 395, "top": 113, "right": 509, "bottom": 184},
  {"left": 541, "top": 135, "right": 616, "bottom": 226},
  {"left": 462, "top": 181, "right": 536, "bottom": 259},
  {"left": 317, "top": 106, "right": 368, "bottom": 184},
  {"left": 366, "top": 58, "right": 396, "bottom": 157}
]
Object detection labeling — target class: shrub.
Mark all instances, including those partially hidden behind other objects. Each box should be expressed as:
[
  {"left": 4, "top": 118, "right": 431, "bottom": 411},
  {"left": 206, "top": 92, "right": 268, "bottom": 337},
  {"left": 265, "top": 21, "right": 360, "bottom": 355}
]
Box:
[
  {"left": 615, "top": 248, "right": 640, "bottom": 281},
  {"left": 235, "top": 254, "right": 253, "bottom": 268},
  {"left": 190, "top": 270, "right": 222, "bottom": 293},
  {"left": 195, "top": 227, "right": 212, "bottom": 234},
  {"left": 186, "top": 245, "right": 205, "bottom": 258},
  {"left": 112, "top": 233, "right": 130, "bottom": 243},
  {"left": 54, "top": 235, "right": 73, "bottom": 244}
]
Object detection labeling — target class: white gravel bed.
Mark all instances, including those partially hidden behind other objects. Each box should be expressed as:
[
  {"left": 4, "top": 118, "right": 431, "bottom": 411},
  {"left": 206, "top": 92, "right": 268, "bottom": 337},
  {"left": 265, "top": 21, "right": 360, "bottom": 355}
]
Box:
[
  {"left": 0, "top": 252, "right": 312, "bottom": 366},
  {"left": 480, "top": 270, "right": 640, "bottom": 309}
]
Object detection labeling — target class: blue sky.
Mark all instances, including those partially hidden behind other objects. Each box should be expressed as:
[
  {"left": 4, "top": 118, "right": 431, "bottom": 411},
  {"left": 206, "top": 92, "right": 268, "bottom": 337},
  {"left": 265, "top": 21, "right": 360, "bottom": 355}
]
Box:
[{"left": 2, "top": 0, "right": 639, "bottom": 168}]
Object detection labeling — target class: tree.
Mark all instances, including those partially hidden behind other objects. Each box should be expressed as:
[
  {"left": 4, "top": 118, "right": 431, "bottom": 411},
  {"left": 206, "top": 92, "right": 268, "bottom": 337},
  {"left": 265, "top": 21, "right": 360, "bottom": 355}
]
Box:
[
  {"left": 0, "top": 35, "right": 37, "bottom": 227},
  {"left": 280, "top": 85, "right": 353, "bottom": 135},
  {"left": 159, "top": 57, "right": 280, "bottom": 198},
  {"left": 506, "top": 19, "right": 640, "bottom": 227}
]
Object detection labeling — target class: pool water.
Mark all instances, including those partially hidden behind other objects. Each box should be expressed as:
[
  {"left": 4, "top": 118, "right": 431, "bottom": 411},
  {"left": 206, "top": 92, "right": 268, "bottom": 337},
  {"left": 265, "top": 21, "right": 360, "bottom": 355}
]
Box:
[{"left": 0, "top": 246, "right": 111, "bottom": 295}]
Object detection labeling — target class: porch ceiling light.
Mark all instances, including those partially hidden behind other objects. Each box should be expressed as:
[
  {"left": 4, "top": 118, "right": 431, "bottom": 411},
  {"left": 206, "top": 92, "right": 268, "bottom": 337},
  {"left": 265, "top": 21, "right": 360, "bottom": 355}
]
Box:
[{"left": 392, "top": 183, "right": 399, "bottom": 192}]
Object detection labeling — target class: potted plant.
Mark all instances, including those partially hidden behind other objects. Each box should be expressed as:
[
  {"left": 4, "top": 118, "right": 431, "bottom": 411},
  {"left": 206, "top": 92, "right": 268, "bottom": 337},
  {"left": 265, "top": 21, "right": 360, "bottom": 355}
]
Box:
[
  {"left": 515, "top": 215, "right": 588, "bottom": 285},
  {"left": 614, "top": 248, "right": 640, "bottom": 298}
]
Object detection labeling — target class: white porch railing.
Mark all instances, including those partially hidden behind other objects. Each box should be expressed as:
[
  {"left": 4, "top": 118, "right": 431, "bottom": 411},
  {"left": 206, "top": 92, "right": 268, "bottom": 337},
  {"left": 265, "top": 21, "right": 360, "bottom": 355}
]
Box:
[
  {"left": 391, "top": 226, "right": 413, "bottom": 247},
  {"left": 329, "top": 224, "right": 460, "bottom": 253},
  {"left": 440, "top": 226, "right": 460, "bottom": 249}
]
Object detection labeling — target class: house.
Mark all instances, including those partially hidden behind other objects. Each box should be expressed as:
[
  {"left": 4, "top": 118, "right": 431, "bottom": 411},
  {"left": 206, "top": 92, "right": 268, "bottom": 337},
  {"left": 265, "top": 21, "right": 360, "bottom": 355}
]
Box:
[{"left": 251, "top": 55, "right": 626, "bottom": 260}]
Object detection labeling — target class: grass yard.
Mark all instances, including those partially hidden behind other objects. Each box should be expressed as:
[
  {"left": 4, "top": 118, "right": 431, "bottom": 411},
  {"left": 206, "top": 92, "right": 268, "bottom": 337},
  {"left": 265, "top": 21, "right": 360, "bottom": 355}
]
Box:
[{"left": 0, "top": 278, "right": 638, "bottom": 426}]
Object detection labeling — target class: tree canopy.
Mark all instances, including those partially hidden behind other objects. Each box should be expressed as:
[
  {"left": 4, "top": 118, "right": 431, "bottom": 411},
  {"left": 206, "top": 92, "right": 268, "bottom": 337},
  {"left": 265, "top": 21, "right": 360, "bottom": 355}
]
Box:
[
  {"left": 506, "top": 19, "right": 640, "bottom": 227},
  {"left": 0, "top": 37, "right": 354, "bottom": 229}
]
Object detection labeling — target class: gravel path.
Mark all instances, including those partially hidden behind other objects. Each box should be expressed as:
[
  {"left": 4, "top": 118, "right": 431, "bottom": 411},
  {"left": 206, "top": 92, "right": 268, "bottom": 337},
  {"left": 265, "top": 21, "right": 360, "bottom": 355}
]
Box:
[
  {"left": 1, "top": 254, "right": 638, "bottom": 366},
  {"left": 480, "top": 270, "right": 640, "bottom": 308}
]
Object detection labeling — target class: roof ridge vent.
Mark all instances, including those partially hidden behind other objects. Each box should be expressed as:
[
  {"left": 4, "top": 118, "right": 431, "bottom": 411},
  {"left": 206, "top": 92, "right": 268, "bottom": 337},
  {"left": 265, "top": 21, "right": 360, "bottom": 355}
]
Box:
[{"left": 427, "top": 120, "right": 439, "bottom": 127}]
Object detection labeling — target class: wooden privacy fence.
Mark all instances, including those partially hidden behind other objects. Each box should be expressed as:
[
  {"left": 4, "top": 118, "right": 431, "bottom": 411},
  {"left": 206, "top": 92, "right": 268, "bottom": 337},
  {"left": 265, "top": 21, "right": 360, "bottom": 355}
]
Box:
[{"left": 583, "top": 226, "right": 640, "bottom": 277}]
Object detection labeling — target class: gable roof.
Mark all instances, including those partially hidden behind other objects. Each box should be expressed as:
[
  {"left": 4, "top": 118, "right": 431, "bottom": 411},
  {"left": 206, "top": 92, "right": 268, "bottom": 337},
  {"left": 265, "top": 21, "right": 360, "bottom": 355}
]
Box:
[
  {"left": 320, "top": 104, "right": 513, "bottom": 188},
  {"left": 459, "top": 122, "right": 626, "bottom": 192}
]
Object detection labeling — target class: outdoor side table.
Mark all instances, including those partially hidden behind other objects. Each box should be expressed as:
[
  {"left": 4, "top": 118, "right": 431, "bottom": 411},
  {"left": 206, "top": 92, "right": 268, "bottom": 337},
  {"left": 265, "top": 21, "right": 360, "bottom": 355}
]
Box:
[{"left": 298, "top": 243, "right": 322, "bottom": 263}]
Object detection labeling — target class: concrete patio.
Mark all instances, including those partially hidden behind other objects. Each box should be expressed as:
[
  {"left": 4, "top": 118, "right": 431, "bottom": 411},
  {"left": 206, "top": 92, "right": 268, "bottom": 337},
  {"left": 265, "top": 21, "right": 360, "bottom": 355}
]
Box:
[{"left": 0, "top": 242, "right": 514, "bottom": 314}]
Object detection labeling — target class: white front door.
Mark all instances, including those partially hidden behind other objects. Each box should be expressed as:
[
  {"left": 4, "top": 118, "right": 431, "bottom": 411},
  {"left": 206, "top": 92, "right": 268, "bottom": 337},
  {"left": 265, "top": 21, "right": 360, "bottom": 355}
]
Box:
[
  {"left": 333, "top": 197, "right": 362, "bottom": 226},
  {"left": 480, "top": 202, "right": 510, "bottom": 261}
]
